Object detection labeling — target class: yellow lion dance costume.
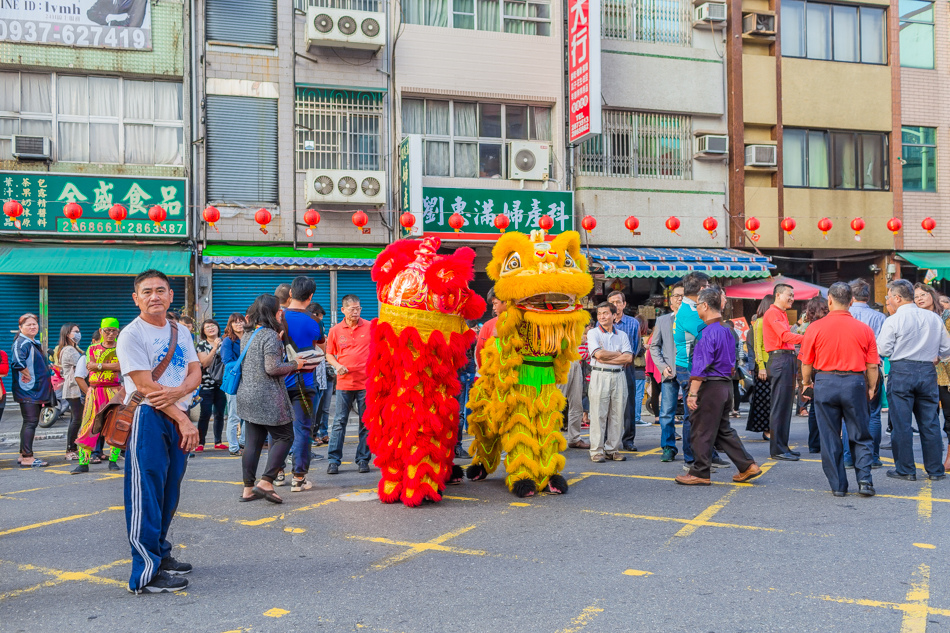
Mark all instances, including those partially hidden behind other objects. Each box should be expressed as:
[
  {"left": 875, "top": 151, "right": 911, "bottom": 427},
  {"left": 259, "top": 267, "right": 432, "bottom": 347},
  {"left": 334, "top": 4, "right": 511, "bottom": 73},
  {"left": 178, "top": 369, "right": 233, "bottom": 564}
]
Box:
[{"left": 466, "top": 229, "right": 593, "bottom": 497}]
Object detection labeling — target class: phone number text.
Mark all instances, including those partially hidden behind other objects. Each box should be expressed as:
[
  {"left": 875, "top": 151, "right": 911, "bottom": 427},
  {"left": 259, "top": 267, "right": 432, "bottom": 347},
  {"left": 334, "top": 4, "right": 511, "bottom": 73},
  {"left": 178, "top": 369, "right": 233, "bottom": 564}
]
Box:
[{"left": 0, "top": 19, "right": 152, "bottom": 50}]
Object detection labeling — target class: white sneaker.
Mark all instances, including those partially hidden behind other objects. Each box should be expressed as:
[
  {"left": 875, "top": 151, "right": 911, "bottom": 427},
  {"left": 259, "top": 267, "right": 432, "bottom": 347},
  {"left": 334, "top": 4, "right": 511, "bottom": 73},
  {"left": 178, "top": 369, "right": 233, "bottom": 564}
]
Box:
[{"left": 291, "top": 478, "right": 313, "bottom": 492}]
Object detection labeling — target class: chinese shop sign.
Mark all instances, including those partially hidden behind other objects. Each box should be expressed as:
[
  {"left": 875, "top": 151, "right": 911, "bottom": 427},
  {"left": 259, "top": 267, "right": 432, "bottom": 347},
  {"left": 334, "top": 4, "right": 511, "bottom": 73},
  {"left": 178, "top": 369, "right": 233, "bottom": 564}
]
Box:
[
  {"left": 567, "top": 0, "right": 601, "bottom": 143},
  {"left": 422, "top": 187, "right": 574, "bottom": 239},
  {"left": 1, "top": 172, "right": 188, "bottom": 237},
  {"left": 399, "top": 135, "right": 423, "bottom": 238}
]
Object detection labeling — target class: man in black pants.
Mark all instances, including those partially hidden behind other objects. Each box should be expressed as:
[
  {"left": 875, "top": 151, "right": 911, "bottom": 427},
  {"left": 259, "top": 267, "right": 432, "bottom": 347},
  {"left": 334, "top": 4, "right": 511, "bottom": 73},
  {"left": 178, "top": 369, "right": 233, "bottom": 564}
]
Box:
[{"left": 762, "top": 283, "right": 804, "bottom": 461}]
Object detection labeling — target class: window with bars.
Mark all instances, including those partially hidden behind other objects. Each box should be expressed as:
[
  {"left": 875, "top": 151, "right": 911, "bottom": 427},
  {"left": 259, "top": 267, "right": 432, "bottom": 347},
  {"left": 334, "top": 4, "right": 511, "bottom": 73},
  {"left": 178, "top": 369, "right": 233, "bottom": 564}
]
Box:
[
  {"left": 578, "top": 111, "right": 692, "bottom": 179},
  {"left": 0, "top": 72, "right": 183, "bottom": 165},
  {"left": 295, "top": 87, "right": 384, "bottom": 171},
  {"left": 402, "top": 0, "right": 551, "bottom": 35},
  {"left": 401, "top": 98, "right": 552, "bottom": 178},
  {"left": 602, "top": 0, "right": 691, "bottom": 46}
]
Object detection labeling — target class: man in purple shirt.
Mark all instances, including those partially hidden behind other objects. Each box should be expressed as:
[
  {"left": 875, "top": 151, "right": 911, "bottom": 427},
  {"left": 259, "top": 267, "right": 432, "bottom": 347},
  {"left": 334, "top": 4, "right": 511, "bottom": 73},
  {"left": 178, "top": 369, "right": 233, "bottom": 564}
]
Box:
[{"left": 676, "top": 286, "right": 762, "bottom": 486}]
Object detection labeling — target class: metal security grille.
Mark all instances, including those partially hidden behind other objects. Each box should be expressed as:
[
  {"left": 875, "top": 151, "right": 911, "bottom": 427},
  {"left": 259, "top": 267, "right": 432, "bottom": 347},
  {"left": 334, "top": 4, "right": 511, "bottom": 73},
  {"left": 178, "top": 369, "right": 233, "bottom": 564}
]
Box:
[
  {"left": 578, "top": 110, "right": 692, "bottom": 180},
  {"left": 294, "top": 0, "right": 381, "bottom": 11},
  {"left": 602, "top": 0, "right": 691, "bottom": 45},
  {"left": 295, "top": 87, "right": 384, "bottom": 171},
  {"left": 206, "top": 0, "right": 278, "bottom": 46},
  {"left": 206, "top": 95, "right": 279, "bottom": 204}
]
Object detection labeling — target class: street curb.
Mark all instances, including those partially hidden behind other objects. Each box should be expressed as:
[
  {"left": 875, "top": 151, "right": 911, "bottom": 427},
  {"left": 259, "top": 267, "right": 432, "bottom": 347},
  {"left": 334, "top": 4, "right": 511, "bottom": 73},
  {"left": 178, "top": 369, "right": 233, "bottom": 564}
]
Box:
[{"left": 0, "top": 432, "right": 66, "bottom": 442}]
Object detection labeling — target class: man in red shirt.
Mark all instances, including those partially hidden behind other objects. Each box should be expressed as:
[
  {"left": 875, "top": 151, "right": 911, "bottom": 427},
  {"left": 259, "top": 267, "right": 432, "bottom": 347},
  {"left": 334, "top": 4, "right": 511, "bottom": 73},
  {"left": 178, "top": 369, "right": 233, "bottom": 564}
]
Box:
[
  {"left": 800, "top": 282, "right": 880, "bottom": 497},
  {"left": 762, "top": 283, "right": 804, "bottom": 460},
  {"left": 475, "top": 288, "right": 505, "bottom": 369},
  {"left": 326, "top": 294, "right": 373, "bottom": 475}
]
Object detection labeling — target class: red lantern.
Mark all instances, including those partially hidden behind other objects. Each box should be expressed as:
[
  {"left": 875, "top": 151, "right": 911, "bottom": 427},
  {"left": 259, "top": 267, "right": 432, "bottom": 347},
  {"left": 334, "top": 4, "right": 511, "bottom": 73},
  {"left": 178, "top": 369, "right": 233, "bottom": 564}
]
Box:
[
  {"left": 108, "top": 203, "right": 128, "bottom": 228},
  {"left": 148, "top": 205, "right": 167, "bottom": 229},
  {"left": 887, "top": 217, "right": 903, "bottom": 235},
  {"left": 303, "top": 209, "right": 321, "bottom": 238},
  {"left": 448, "top": 212, "right": 464, "bottom": 232},
  {"left": 63, "top": 202, "right": 83, "bottom": 228},
  {"left": 817, "top": 217, "right": 833, "bottom": 240},
  {"left": 493, "top": 214, "right": 510, "bottom": 233},
  {"left": 665, "top": 216, "right": 680, "bottom": 235},
  {"left": 538, "top": 215, "right": 554, "bottom": 232},
  {"left": 202, "top": 206, "right": 220, "bottom": 232},
  {"left": 850, "top": 217, "right": 865, "bottom": 241},
  {"left": 781, "top": 217, "right": 796, "bottom": 235},
  {"left": 254, "top": 208, "right": 272, "bottom": 235},
  {"left": 581, "top": 215, "right": 597, "bottom": 234},
  {"left": 399, "top": 212, "right": 416, "bottom": 230},
  {"left": 352, "top": 210, "right": 369, "bottom": 233},
  {"left": 922, "top": 217, "right": 936, "bottom": 236},
  {"left": 624, "top": 215, "right": 640, "bottom": 234},
  {"left": 745, "top": 216, "right": 760, "bottom": 242},
  {"left": 3, "top": 200, "right": 23, "bottom": 230},
  {"left": 702, "top": 216, "right": 718, "bottom": 238}
]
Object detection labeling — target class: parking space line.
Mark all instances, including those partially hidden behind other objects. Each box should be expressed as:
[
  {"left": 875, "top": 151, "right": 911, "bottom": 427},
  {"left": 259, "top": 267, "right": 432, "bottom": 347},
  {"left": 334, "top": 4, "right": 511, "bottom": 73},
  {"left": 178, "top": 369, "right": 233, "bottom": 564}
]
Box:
[
  {"left": 554, "top": 601, "right": 604, "bottom": 633},
  {"left": 576, "top": 471, "right": 753, "bottom": 487},
  {"left": 0, "top": 558, "right": 130, "bottom": 601},
  {"left": 0, "top": 506, "right": 123, "bottom": 538},
  {"left": 236, "top": 497, "right": 339, "bottom": 526},
  {"left": 674, "top": 488, "right": 739, "bottom": 538},
  {"left": 584, "top": 507, "right": 781, "bottom": 532},
  {"left": 916, "top": 481, "right": 933, "bottom": 521},
  {"left": 348, "top": 524, "right": 486, "bottom": 571}
]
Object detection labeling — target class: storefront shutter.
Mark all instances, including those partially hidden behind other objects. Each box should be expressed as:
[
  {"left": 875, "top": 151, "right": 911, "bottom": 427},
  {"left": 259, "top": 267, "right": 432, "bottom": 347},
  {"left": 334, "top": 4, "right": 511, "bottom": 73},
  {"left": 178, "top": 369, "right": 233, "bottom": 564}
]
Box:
[
  {"left": 211, "top": 270, "right": 332, "bottom": 332},
  {"left": 337, "top": 270, "right": 379, "bottom": 320},
  {"left": 0, "top": 275, "right": 39, "bottom": 395},
  {"left": 206, "top": 0, "right": 277, "bottom": 46},
  {"left": 205, "top": 95, "right": 279, "bottom": 204},
  {"left": 47, "top": 276, "right": 186, "bottom": 351}
]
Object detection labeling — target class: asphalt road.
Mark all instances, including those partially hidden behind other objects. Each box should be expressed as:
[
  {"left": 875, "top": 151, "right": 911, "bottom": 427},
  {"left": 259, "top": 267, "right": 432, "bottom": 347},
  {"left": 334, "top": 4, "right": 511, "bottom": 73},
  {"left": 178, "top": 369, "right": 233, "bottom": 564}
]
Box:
[{"left": 1, "top": 411, "right": 948, "bottom": 633}]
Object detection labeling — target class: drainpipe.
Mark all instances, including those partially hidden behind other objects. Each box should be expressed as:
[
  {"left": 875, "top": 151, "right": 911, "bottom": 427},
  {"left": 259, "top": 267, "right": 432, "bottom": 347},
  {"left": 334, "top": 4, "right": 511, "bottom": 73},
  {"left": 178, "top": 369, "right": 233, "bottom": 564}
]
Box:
[
  {"left": 292, "top": 6, "right": 300, "bottom": 251},
  {"left": 190, "top": 0, "right": 201, "bottom": 318}
]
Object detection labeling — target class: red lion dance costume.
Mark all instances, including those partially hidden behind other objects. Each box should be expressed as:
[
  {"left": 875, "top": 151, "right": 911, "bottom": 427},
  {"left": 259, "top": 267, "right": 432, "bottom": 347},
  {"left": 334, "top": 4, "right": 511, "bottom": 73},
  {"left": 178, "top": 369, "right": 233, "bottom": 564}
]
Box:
[{"left": 366, "top": 237, "right": 486, "bottom": 507}]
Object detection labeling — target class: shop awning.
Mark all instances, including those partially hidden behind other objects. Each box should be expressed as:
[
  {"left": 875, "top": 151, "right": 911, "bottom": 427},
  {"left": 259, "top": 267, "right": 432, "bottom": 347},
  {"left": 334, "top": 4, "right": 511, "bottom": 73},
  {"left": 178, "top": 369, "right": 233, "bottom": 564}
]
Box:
[
  {"left": 586, "top": 247, "right": 774, "bottom": 279},
  {"left": 202, "top": 244, "right": 382, "bottom": 268},
  {"left": 724, "top": 275, "right": 828, "bottom": 300},
  {"left": 898, "top": 252, "right": 950, "bottom": 281},
  {"left": 0, "top": 244, "right": 192, "bottom": 276}
]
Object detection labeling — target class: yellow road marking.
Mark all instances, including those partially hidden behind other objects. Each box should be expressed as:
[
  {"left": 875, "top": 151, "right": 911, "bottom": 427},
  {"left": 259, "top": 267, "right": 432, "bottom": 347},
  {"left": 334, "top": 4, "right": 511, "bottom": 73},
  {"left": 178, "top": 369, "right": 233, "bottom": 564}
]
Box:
[
  {"left": 917, "top": 481, "right": 933, "bottom": 521},
  {"left": 622, "top": 569, "right": 653, "bottom": 577},
  {"left": 442, "top": 495, "right": 482, "bottom": 501},
  {"left": 187, "top": 478, "right": 244, "bottom": 486},
  {"left": 349, "top": 524, "right": 486, "bottom": 571},
  {"left": 555, "top": 602, "right": 605, "bottom": 633},
  {"left": 578, "top": 471, "right": 753, "bottom": 487},
  {"left": 264, "top": 608, "right": 290, "bottom": 617},
  {"left": 510, "top": 502, "right": 531, "bottom": 507},
  {"left": 913, "top": 543, "right": 935, "bottom": 549},
  {"left": 585, "top": 508, "right": 780, "bottom": 532},
  {"left": 0, "top": 506, "right": 123, "bottom": 538},
  {"left": 674, "top": 488, "right": 740, "bottom": 538},
  {"left": 237, "top": 497, "right": 339, "bottom": 526},
  {"left": 0, "top": 559, "right": 129, "bottom": 601}
]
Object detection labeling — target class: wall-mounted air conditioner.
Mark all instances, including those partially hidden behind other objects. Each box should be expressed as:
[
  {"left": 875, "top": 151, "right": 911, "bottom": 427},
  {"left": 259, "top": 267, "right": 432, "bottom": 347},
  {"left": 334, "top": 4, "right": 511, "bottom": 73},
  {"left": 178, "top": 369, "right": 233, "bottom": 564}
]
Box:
[
  {"left": 305, "top": 169, "right": 386, "bottom": 206},
  {"left": 508, "top": 141, "right": 550, "bottom": 181},
  {"left": 306, "top": 7, "right": 386, "bottom": 51},
  {"left": 696, "top": 134, "right": 728, "bottom": 155},
  {"left": 743, "top": 12, "right": 776, "bottom": 35},
  {"left": 745, "top": 144, "right": 777, "bottom": 167},
  {"left": 695, "top": 3, "right": 727, "bottom": 22},
  {"left": 12, "top": 135, "right": 51, "bottom": 161}
]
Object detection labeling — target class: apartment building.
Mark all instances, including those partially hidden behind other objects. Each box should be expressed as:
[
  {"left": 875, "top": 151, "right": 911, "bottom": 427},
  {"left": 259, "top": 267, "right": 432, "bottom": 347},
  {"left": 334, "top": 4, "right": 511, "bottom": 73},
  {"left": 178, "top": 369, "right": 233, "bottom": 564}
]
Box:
[{"left": 0, "top": 0, "right": 192, "bottom": 378}]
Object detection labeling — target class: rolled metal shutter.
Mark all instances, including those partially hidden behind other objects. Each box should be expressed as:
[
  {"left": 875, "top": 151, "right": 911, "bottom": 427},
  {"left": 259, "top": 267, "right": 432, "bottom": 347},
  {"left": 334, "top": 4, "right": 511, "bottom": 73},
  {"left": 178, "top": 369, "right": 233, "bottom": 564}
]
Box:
[
  {"left": 211, "top": 270, "right": 332, "bottom": 332},
  {"left": 337, "top": 270, "right": 379, "bottom": 320},
  {"left": 0, "top": 275, "right": 39, "bottom": 395},
  {"left": 47, "top": 276, "right": 186, "bottom": 348},
  {"left": 206, "top": 96, "right": 279, "bottom": 204},
  {"left": 206, "top": 0, "right": 277, "bottom": 46}
]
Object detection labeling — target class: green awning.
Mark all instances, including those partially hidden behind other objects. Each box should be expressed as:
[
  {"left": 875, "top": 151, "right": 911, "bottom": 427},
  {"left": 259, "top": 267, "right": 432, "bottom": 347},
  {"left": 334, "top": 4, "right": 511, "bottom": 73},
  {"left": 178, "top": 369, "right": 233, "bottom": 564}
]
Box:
[
  {"left": 0, "top": 244, "right": 192, "bottom": 276},
  {"left": 202, "top": 244, "right": 383, "bottom": 268},
  {"left": 898, "top": 252, "right": 950, "bottom": 281}
]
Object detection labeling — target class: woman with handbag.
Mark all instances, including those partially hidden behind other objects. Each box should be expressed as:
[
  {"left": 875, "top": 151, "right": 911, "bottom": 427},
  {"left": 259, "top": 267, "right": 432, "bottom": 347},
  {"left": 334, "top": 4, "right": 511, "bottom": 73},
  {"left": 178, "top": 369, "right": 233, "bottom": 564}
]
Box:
[
  {"left": 11, "top": 313, "right": 52, "bottom": 467},
  {"left": 72, "top": 319, "right": 123, "bottom": 474},
  {"left": 54, "top": 323, "right": 84, "bottom": 461},
  {"left": 195, "top": 319, "right": 227, "bottom": 451},
  {"left": 238, "top": 295, "right": 308, "bottom": 504}
]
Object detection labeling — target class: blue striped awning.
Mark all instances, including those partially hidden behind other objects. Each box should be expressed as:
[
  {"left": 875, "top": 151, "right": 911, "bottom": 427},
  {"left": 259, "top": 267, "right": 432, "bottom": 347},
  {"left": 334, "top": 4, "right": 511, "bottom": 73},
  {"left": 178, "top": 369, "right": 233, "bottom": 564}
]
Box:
[{"left": 586, "top": 247, "right": 774, "bottom": 279}]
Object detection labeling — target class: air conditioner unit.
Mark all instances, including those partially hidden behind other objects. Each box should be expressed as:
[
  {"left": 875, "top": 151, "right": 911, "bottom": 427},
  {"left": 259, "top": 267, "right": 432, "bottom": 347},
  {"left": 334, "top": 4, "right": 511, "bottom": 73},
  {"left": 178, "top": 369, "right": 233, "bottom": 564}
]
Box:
[
  {"left": 745, "top": 144, "right": 777, "bottom": 167},
  {"left": 695, "top": 3, "right": 727, "bottom": 22},
  {"left": 743, "top": 12, "right": 776, "bottom": 35},
  {"left": 305, "top": 169, "right": 386, "bottom": 205},
  {"left": 306, "top": 6, "right": 386, "bottom": 51},
  {"left": 508, "top": 141, "right": 550, "bottom": 181},
  {"left": 12, "top": 135, "right": 51, "bottom": 161},
  {"left": 696, "top": 134, "right": 728, "bottom": 155}
]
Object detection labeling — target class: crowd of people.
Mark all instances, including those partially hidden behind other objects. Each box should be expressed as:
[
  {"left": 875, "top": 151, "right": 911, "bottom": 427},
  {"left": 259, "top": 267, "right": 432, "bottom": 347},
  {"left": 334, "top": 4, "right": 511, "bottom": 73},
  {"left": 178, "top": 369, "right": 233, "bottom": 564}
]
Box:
[{"left": 6, "top": 267, "right": 950, "bottom": 592}]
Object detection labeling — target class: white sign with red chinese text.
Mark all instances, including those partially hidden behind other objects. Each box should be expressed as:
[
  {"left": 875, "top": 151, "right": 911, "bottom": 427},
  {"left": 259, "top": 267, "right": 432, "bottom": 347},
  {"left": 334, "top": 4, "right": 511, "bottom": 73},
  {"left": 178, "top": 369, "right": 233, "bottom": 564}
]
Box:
[{"left": 567, "top": 0, "right": 601, "bottom": 144}]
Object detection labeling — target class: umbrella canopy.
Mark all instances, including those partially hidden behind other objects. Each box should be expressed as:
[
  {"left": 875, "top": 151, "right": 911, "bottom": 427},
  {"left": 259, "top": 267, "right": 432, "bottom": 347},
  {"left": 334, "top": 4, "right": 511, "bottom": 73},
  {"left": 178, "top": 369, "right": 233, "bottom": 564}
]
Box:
[{"left": 724, "top": 275, "right": 828, "bottom": 301}]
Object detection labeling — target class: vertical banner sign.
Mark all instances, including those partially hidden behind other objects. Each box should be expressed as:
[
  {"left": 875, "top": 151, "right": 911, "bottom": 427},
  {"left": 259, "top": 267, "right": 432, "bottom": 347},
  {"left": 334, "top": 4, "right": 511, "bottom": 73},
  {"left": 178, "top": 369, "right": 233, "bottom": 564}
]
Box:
[
  {"left": 398, "top": 135, "right": 424, "bottom": 237},
  {"left": 568, "top": 0, "right": 601, "bottom": 144}
]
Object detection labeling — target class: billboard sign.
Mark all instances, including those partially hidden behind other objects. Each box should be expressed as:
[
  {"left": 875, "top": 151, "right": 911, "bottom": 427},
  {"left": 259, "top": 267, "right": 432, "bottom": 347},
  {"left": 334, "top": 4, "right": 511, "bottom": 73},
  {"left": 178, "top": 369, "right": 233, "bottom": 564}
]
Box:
[
  {"left": 398, "top": 135, "right": 423, "bottom": 238},
  {"left": 0, "top": 0, "right": 152, "bottom": 50},
  {"left": 567, "top": 0, "right": 601, "bottom": 144},
  {"left": 421, "top": 187, "right": 573, "bottom": 240}
]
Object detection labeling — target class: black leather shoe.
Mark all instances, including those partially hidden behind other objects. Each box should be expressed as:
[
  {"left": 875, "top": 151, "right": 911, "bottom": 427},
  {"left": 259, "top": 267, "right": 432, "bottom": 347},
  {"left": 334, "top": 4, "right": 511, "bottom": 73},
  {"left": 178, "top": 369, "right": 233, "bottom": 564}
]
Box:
[
  {"left": 858, "top": 481, "right": 875, "bottom": 496},
  {"left": 832, "top": 490, "right": 847, "bottom": 497},
  {"left": 928, "top": 473, "right": 946, "bottom": 481},
  {"left": 771, "top": 452, "right": 800, "bottom": 461},
  {"left": 789, "top": 450, "right": 801, "bottom": 457},
  {"left": 886, "top": 469, "right": 916, "bottom": 481},
  {"left": 327, "top": 463, "right": 339, "bottom": 475},
  {"left": 809, "top": 449, "right": 821, "bottom": 454},
  {"left": 622, "top": 443, "right": 638, "bottom": 452}
]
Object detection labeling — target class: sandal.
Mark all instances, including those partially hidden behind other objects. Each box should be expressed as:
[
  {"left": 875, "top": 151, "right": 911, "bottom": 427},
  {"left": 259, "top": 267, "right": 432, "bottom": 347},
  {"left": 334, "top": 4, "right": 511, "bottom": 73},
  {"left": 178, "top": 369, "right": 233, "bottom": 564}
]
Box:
[
  {"left": 19, "top": 458, "right": 49, "bottom": 468},
  {"left": 239, "top": 489, "right": 264, "bottom": 502},
  {"left": 253, "top": 486, "right": 283, "bottom": 504},
  {"left": 91, "top": 455, "right": 102, "bottom": 464}
]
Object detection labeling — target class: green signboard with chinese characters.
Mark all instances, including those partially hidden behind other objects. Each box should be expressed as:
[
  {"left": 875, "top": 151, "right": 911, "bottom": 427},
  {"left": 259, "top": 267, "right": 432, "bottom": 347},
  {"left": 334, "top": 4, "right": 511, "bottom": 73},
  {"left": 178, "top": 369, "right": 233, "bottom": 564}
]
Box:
[
  {"left": 1, "top": 172, "right": 188, "bottom": 238},
  {"left": 422, "top": 187, "right": 574, "bottom": 240}
]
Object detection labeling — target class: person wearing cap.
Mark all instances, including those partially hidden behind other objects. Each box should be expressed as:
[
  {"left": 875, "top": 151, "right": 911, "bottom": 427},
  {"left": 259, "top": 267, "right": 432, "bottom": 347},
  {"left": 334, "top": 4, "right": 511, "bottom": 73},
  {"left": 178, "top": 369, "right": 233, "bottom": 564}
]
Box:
[
  {"left": 799, "top": 282, "right": 879, "bottom": 497},
  {"left": 72, "top": 317, "right": 124, "bottom": 474}
]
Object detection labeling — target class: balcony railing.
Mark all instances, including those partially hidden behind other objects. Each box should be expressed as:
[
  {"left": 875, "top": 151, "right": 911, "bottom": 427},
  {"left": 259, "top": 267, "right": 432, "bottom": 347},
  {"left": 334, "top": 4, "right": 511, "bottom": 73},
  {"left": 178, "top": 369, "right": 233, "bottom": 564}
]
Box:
[
  {"left": 578, "top": 110, "right": 693, "bottom": 180},
  {"left": 602, "top": 0, "right": 692, "bottom": 46}
]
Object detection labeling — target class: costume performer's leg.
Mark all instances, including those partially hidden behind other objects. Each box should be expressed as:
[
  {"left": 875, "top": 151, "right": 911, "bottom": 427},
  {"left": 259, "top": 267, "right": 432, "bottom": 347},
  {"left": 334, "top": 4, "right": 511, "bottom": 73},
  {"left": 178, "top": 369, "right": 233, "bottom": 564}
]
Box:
[
  {"left": 366, "top": 322, "right": 405, "bottom": 504},
  {"left": 501, "top": 388, "right": 543, "bottom": 496},
  {"left": 535, "top": 384, "right": 568, "bottom": 492}
]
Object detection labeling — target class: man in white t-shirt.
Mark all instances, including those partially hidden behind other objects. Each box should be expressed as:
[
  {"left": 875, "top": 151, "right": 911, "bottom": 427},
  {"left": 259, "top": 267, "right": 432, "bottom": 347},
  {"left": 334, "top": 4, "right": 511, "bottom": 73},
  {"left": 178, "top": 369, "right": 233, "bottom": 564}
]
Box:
[{"left": 117, "top": 270, "right": 200, "bottom": 594}]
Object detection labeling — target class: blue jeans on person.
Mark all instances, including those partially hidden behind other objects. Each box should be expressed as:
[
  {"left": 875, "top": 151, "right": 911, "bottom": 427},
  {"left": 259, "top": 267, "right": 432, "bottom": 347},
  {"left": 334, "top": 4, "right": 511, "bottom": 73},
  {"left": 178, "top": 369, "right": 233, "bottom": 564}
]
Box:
[
  {"left": 290, "top": 387, "right": 321, "bottom": 477},
  {"left": 328, "top": 389, "right": 371, "bottom": 467},
  {"left": 456, "top": 373, "right": 474, "bottom": 446},
  {"left": 315, "top": 377, "right": 334, "bottom": 439},
  {"left": 676, "top": 367, "right": 694, "bottom": 462},
  {"left": 634, "top": 378, "right": 645, "bottom": 424},
  {"left": 843, "top": 385, "right": 882, "bottom": 464},
  {"left": 888, "top": 360, "right": 945, "bottom": 476},
  {"left": 658, "top": 378, "right": 679, "bottom": 454},
  {"left": 225, "top": 393, "right": 246, "bottom": 453}
]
